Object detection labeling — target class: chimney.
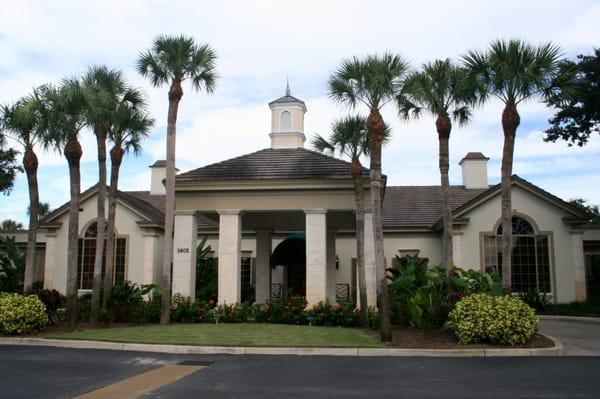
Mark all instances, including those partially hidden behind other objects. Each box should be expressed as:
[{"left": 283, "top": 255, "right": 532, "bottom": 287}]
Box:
[
  {"left": 459, "top": 152, "right": 489, "bottom": 189},
  {"left": 149, "top": 160, "right": 166, "bottom": 195}
]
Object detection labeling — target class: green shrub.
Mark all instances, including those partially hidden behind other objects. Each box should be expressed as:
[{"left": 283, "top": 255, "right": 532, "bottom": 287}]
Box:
[
  {"left": 171, "top": 294, "right": 214, "bottom": 323},
  {"left": 0, "top": 292, "right": 49, "bottom": 335},
  {"left": 109, "top": 281, "right": 160, "bottom": 323},
  {"left": 78, "top": 293, "right": 92, "bottom": 322},
  {"left": 33, "top": 288, "right": 64, "bottom": 323},
  {"left": 447, "top": 293, "right": 538, "bottom": 345},
  {"left": 305, "top": 300, "right": 360, "bottom": 327},
  {"left": 254, "top": 297, "right": 308, "bottom": 324},
  {"left": 212, "top": 303, "right": 250, "bottom": 323},
  {"left": 0, "top": 236, "right": 25, "bottom": 293}
]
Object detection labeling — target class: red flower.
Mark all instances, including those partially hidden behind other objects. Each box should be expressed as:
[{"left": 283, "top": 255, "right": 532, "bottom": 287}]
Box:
[
  {"left": 208, "top": 299, "right": 215, "bottom": 305},
  {"left": 319, "top": 312, "right": 326, "bottom": 318},
  {"left": 336, "top": 303, "right": 342, "bottom": 309}
]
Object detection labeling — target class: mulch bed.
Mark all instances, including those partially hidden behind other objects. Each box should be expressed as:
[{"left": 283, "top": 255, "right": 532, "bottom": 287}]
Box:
[{"left": 388, "top": 326, "right": 554, "bottom": 349}]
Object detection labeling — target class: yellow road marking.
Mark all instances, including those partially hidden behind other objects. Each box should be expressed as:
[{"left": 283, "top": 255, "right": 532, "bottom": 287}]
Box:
[{"left": 73, "top": 364, "right": 205, "bottom": 399}]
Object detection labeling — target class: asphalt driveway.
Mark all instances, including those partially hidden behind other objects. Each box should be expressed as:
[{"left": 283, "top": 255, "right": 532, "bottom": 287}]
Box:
[{"left": 539, "top": 317, "right": 600, "bottom": 355}]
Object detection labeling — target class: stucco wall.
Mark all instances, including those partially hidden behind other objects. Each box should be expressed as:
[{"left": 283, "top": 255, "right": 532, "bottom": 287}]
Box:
[
  {"left": 458, "top": 185, "right": 577, "bottom": 303},
  {"left": 45, "top": 194, "right": 156, "bottom": 294}
]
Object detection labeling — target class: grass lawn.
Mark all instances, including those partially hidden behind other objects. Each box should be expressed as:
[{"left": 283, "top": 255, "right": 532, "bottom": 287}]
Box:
[{"left": 46, "top": 323, "right": 383, "bottom": 348}]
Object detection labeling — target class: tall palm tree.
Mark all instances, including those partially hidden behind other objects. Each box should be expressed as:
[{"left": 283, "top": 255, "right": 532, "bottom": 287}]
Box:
[
  {"left": 463, "top": 39, "right": 565, "bottom": 294},
  {"left": 102, "top": 91, "right": 153, "bottom": 312},
  {"left": 137, "top": 34, "right": 217, "bottom": 324},
  {"left": 38, "top": 80, "right": 88, "bottom": 329},
  {"left": 329, "top": 53, "right": 410, "bottom": 342},
  {"left": 0, "top": 95, "right": 43, "bottom": 294},
  {"left": 312, "top": 115, "right": 390, "bottom": 327},
  {"left": 397, "top": 59, "right": 477, "bottom": 279},
  {"left": 82, "top": 66, "right": 130, "bottom": 324}
]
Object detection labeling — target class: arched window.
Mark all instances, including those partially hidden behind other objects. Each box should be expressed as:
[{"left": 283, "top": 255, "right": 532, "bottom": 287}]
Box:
[
  {"left": 280, "top": 110, "right": 291, "bottom": 131},
  {"left": 483, "top": 216, "right": 551, "bottom": 293},
  {"left": 77, "top": 222, "right": 127, "bottom": 290}
]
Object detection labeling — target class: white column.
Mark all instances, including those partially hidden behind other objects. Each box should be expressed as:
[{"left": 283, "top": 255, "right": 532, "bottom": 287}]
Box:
[
  {"left": 326, "top": 229, "right": 337, "bottom": 303},
  {"left": 255, "top": 229, "right": 272, "bottom": 304},
  {"left": 363, "top": 209, "right": 377, "bottom": 308},
  {"left": 142, "top": 232, "right": 159, "bottom": 285},
  {"left": 571, "top": 230, "right": 587, "bottom": 302},
  {"left": 218, "top": 210, "right": 242, "bottom": 304},
  {"left": 172, "top": 211, "right": 197, "bottom": 298},
  {"left": 305, "top": 209, "right": 327, "bottom": 307},
  {"left": 43, "top": 233, "right": 57, "bottom": 290},
  {"left": 452, "top": 232, "right": 463, "bottom": 268}
]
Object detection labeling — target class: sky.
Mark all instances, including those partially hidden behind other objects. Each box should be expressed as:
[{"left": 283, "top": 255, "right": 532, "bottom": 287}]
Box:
[{"left": 0, "top": 0, "right": 599, "bottom": 223}]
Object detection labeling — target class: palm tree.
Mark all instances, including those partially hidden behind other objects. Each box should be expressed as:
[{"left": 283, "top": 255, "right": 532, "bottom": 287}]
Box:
[
  {"left": 312, "top": 115, "right": 390, "bottom": 327},
  {"left": 397, "top": 59, "right": 477, "bottom": 279},
  {"left": 463, "top": 39, "right": 565, "bottom": 294},
  {"left": 38, "top": 80, "right": 88, "bottom": 329},
  {"left": 28, "top": 202, "right": 50, "bottom": 220},
  {"left": 82, "top": 66, "right": 129, "bottom": 324},
  {"left": 137, "top": 34, "right": 217, "bottom": 324},
  {"left": 0, "top": 95, "right": 43, "bottom": 294},
  {"left": 102, "top": 91, "right": 153, "bottom": 312},
  {"left": 329, "top": 53, "right": 410, "bottom": 342}
]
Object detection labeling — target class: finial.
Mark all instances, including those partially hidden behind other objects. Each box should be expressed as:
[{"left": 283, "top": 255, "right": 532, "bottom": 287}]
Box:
[{"left": 285, "top": 77, "right": 291, "bottom": 96}]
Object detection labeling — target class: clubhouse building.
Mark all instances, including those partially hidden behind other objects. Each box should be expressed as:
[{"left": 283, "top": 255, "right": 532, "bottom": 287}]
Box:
[{"left": 7, "top": 89, "right": 600, "bottom": 305}]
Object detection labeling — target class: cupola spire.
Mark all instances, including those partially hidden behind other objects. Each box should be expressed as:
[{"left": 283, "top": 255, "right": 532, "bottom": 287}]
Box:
[{"left": 285, "top": 78, "right": 291, "bottom": 96}]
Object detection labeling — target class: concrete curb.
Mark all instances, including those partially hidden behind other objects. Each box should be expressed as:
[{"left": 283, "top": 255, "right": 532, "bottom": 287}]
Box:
[
  {"left": 0, "top": 336, "right": 564, "bottom": 357},
  {"left": 539, "top": 315, "right": 600, "bottom": 324}
]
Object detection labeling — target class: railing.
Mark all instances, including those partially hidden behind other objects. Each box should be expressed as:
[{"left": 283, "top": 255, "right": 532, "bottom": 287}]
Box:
[
  {"left": 271, "top": 283, "right": 283, "bottom": 301},
  {"left": 336, "top": 284, "right": 350, "bottom": 302}
]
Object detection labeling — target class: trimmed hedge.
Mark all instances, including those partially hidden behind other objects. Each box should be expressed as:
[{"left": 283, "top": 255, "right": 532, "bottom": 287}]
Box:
[
  {"left": 447, "top": 293, "right": 538, "bottom": 345},
  {"left": 0, "top": 293, "right": 49, "bottom": 335}
]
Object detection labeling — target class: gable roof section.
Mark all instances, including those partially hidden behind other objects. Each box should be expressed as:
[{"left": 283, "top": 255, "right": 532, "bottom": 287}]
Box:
[
  {"left": 176, "top": 148, "right": 370, "bottom": 182},
  {"left": 452, "top": 175, "right": 587, "bottom": 220},
  {"left": 382, "top": 186, "right": 488, "bottom": 229}
]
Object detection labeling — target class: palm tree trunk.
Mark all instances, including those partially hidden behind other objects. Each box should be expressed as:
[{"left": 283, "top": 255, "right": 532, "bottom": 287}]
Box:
[
  {"left": 352, "top": 158, "right": 369, "bottom": 327},
  {"left": 367, "top": 108, "right": 392, "bottom": 342},
  {"left": 90, "top": 129, "right": 107, "bottom": 324},
  {"left": 500, "top": 102, "right": 520, "bottom": 295},
  {"left": 64, "top": 136, "right": 82, "bottom": 330},
  {"left": 161, "top": 80, "right": 183, "bottom": 325},
  {"left": 23, "top": 144, "right": 39, "bottom": 295},
  {"left": 102, "top": 146, "right": 123, "bottom": 312},
  {"left": 436, "top": 115, "right": 453, "bottom": 279}
]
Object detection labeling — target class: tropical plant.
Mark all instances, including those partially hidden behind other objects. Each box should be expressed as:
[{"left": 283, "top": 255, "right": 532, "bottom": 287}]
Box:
[
  {"left": 28, "top": 202, "right": 50, "bottom": 220},
  {"left": 312, "top": 115, "right": 390, "bottom": 327},
  {"left": 397, "top": 59, "right": 478, "bottom": 277},
  {"left": 37, "top": 80, "right": 88, "bottom": 329},
  {"left": 450, "top": 266, "right": 502, "bottom": 298},
  {"left": 447, "top": 293, "right": 538, "bottom": 345},
  {"left": 0, "top": 235, "right": 25, "bottom": 292},
  {"left": 518, "top": 289, "right": 551, "bottom": 312},
  {"left": 0, "top": 96, "right": 44, "bottom": 294},
  {"left": 328, "top": 53, "right": 410, "bottom": 342},
  {"left": 33, "top": 288, "right": 63, "bottom": 323},
  {"left": 463, "top": 39, "right": 567, "bottom": 294},
  {"left": 101, "top": 87, "right": 153, "bottom": 312},
  {"left": 137, "top": 34, "right": 217, "bottom": 325}
]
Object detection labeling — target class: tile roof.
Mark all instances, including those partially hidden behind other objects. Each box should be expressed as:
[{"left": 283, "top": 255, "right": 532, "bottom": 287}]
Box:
[
  {"left": 268, "top": 95, "right": 306, "bottom": 106},
  {"left": 176, "top": 148, "right": 370, "bottom": 182},
  {"left": 382, "top": 186, "right": 489, "bottom": 228}
]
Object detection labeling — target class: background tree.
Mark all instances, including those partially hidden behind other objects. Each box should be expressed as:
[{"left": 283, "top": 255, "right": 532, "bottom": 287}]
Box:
[
  {"left": 0, "top": 132, "right": 21, "bottom": 196},
  {"left": 569, "top": 198, "right": 600, "bottom": 225},
  {"left": 312, "top": 115, "right": 390, "bottom": 327},
  {"left": 544, "top": 48, "right": 599, "bottom": 147},
  {"left": 397, "top": 59, "right": 477, "bottom": 278},
  {"left": 83, "top": 66, "right": 130, "bottom": 324},
  {"left": 28, "top": 202, "right": 50, "bottom": 220},
  {"left": 463, "top": 39, "right": 567, "bottom": 294},
  {"left": 102, "top": 90, "right": 153, "bottom": 311},
  {"left": 38, "top": 80, "right": 88, "bottom": 329},
  {"left": 0, "top": 95, "right": 44, "bottom": 294},
  {"left": 0, "top": 219, "right": 23, "bottom": 231},
  {"left": 137, "top": 34, "right": 217, "bottom": 324},
  {"left": 329, "top": 53, "right": 410, "bottom": 342}
]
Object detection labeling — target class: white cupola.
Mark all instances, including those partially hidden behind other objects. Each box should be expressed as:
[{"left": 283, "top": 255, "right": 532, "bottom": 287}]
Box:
[
  {"left": 268, "top": 81, "right": 307, "bottom": 149},
  {"left": 459, "top": 152, "right": 490, "bottom": 189}
]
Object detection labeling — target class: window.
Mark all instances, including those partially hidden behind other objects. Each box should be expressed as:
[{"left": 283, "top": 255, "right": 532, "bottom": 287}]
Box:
[
  {"left": 241, "top": 255, "right": 252, "bottom": 290},
  {"left": 280, "top": 110, "right": 291, "bottom": 131},
  {"left": 77, "top": 222, "right": 126, "bottom": 290},
  {"left": 483, "top": 217, "right": 551, "bottom": 293}
]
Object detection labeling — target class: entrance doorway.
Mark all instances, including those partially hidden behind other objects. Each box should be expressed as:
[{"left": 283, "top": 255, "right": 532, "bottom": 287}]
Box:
[{"left": 271, "top": 234, "right": 306, "bottom": 299}]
